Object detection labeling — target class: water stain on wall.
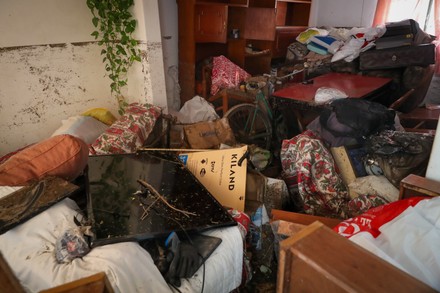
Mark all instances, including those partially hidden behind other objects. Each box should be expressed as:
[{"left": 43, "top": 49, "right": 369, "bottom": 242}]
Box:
[{"left": 0, "top": 41, "right": 156, "bottom": 155}]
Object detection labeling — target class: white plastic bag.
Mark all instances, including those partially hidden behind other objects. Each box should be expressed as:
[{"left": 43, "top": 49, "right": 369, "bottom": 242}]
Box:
[
  {"left": 314, "top": 87, "right": 347, "bottom": 105},
  {"left": 178, "top": 95, "right": 219, "bottom": 124}
]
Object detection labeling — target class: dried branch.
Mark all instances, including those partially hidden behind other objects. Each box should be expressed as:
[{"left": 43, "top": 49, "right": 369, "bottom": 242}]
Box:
[
  {"left": 137, "top": 179, "right": 197, "bottom": 218},
  {"left": 140, "top": 197, "right": 159, "bottom": 221}
]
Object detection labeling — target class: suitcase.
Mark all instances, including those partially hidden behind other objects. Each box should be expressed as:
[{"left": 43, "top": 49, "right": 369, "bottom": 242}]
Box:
[
  {"left": 359, "top": 43, "right": 435, "bottom": 70},
  {"left": 382, "top": 19, "right": 417, "bottom": 38}
]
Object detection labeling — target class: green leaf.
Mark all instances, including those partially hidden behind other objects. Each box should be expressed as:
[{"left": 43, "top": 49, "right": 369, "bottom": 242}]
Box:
[
  {"left": 121, "top": 35, "right": 129, "bottom": 45},
  {"left": 87, "top": 0, "right": 136, "bottom": 98},
  {"left": 92, "top": 17, "right": 99, "bottom": 27},
  {"left": 116, "top": 45, "right": 127, "bottom": 55},
  {"left": 91, "top": 31, "right": 99, "bottom": 39},
  {"left": 86, "top": 0, "right": 94, "bottom": 10}
]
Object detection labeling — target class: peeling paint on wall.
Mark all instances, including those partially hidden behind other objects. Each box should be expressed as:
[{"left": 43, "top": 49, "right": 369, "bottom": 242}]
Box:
[{"left": 0, "top": 42, "right": 158, "bottom": 155}]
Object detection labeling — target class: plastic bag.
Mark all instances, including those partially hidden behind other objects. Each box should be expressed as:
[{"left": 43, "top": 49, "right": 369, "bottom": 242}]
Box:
[
  {"left": 82, "top": 108, "right": 117, "bottom": 125},
  {"left": 178, "top": 95, "right": 219, "bottom": 124},
  {"left": 55, "top": 227, "right": 90, "bottom": 263},
  {"left": 314, "top": 87, "right": 347, "bottom": 104}
]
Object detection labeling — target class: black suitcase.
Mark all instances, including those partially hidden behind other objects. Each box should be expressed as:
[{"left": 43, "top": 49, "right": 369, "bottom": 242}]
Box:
[
  {"left": 359, "top": 43, "right": 435, "bottom": 70},
  {"left": 382, "top": 19, "right": 417, "bottom": 38}
]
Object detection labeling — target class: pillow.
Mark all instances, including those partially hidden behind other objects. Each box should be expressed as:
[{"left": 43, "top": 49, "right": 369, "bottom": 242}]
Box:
[
  {"left": 0, "top": 144, "right": 34, "bottom": 165},
  {"left": 51, "top": 116, "right": 109, "bottom": 145},
  {"left": 82, "top": 108, "right": 117, "bottom": 125},
  {"left": 90, "top": 103, "right": 162, "bottom": 155},
  {"left": 210, "top": 55, "right": 250, "bottom": 96},
  {"left": 0, "top": 135, "right": 89, "bottom": 186}
]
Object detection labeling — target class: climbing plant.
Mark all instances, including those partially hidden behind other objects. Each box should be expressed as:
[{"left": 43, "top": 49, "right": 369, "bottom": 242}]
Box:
[{"left": 86, "top": 0, "right": 141, "bottom": 114}]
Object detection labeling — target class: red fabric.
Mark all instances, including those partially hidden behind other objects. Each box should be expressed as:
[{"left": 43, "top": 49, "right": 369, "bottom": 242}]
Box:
[
  {"left": 280, "top": 130, "right": 351, "bottom": 219},
  {"left": 333, "top": 196, "right": 428, "bottom": 238},
  {"left": 0, "top": 144, "right": 34, "bottom": 165},
  {"left": 210, "top": 55, "right": 250, "bottom": 96},
  {"left": 0, "top": 135, "right": 88, "bottom": 186},
  {"left": 90, "top": 103, "right": 161, "bottom": 155}
]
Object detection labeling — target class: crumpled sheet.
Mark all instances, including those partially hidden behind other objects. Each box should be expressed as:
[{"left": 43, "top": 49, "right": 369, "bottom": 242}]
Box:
[
  {"left": 0, "top": 197, "right": 243, "bottom": 293},
  {"left": 331, "top": 26, "right": 386, "bottom": 62}
]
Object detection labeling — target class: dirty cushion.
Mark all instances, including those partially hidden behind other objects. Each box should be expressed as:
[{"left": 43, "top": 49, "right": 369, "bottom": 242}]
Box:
[
  {"left": 89, "top": 103, "right": 162, "bottom": 155},
  {"left": 0, "top": 134, "right": 89, "bottom": 186}
]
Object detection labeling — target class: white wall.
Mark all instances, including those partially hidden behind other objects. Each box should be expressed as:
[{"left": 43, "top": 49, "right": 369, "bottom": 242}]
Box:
[
  {"left": 158, "top": 0, "right": 180, "bottom": 111},
  {"left": 309, "top": 0, "right": 378, "bottom": 28},
  {"left": 0, "top": 0, "right": 167, "bottom": 156}
]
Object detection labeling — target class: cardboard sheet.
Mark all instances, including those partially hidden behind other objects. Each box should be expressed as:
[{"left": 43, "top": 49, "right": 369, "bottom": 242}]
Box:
[{"left": 179, "top": 146, "right": 248, "bottom": 211}]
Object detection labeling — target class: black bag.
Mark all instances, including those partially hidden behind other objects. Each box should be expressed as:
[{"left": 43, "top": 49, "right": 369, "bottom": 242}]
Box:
[
  {"left": 365, "top": 131, "right": 434, "bottom": 187},
  {"left": 319, "top": 98, "right": 396, "bottom": 140}
]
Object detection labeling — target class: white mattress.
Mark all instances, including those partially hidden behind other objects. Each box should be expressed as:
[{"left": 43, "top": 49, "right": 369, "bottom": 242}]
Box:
[{"left": 0, "top": 197, "right": 243, "bottom": 293}]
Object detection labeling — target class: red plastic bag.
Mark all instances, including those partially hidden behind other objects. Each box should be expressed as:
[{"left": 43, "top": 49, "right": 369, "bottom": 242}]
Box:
[{"left": 334, "top": 196, "right": 428, "bottom": 238}]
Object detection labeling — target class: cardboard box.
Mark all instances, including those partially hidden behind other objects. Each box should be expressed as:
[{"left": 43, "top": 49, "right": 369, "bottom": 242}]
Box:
[
  {"left": 179, "top": 145, "right": 248, "bottom": 211},
  {"left": 182, "top": 118, "right": 236, "bottom": 149}
]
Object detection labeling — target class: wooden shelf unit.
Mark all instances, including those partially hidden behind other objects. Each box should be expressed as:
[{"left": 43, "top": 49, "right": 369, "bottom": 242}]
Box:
[
  {"left": 272, "top": 0, "right": 312, "bottom": 59},
  {"left": 177, "top": 0, "right": 312, "bottom": 104},
  {"left": 178, "top": 0, "right": 276, "bottom": 104}
]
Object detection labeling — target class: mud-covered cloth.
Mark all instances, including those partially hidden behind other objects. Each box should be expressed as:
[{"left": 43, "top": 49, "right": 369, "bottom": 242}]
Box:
[{"left": 281, "top": 130, "right": 350, "bottom": 218}]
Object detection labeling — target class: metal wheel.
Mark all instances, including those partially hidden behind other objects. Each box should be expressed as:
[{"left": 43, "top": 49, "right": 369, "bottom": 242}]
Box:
[{"left": 224, "top": 103, "right": 272, "bottom": 150}]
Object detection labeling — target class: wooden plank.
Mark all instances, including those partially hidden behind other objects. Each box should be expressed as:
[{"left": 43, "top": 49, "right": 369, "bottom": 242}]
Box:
[
  {"left": 0, "top": 252, "right": 25, "bottom": 293},
  {"left": 271, "top": 209, "right": 341, "bottom": 228},
  {"left": 330, "top": 146, "right": 358, "bottom": 198},
  {"left": 40, "top": 272, "right": 114, "bottom": 293},
  {"left": 399, "top": 174, "right": 440, "bottom": 200},
  {"left": 277, "top": 221, "right": 437, "bottom": 293}
]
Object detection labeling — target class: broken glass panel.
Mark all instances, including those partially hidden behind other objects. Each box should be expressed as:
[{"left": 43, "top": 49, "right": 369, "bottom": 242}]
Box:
[{"left": 86, "top": 152, "right": 236, "bottom": 247}]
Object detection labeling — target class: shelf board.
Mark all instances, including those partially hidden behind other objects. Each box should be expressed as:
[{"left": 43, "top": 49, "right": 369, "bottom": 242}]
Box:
[
  {"left": 245, "top": 50, "right": 271, "bottom": 57},
  {"left": 277, "top": 0, "right": 311, "bottom": 3},
  {"left": 196, "top": 1, "right": 248, "bottom": 7}
]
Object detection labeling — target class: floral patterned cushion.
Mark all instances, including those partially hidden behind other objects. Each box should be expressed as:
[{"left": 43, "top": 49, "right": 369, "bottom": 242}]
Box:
[
  {"left": 281, "top": 130, "right": 390, "bottom": 219},
  {"left": 90, "top": 103, "right": 161, "bottom": 155},
  {"left": 210, "top": 55, "right": 250, "bottom": 96},
  {"left": 281, "top": 130, "right": 350, "bottom": 219}
]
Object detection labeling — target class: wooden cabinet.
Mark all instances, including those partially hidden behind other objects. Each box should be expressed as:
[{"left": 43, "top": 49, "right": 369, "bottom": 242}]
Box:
[
  {"left": 272, "top": 26, "right": 305, "bottom": 58},
  {"left": 177, "top": 0, "right": 312, "bottom": 104},
  {"left": 276, "top": 0, "right": 311, "bottom": 27},
  {"left": 194, "top": 4, "right": 228, "bottom": 43},
  {"left": 227, "top": 6, "right": 276, "bottom": 74},
  {"left": 177, "top": 0, "right": 276, "bottom": 104},
  {"left": 277, "top": 222, "right": 436, "bottom": 293},
  {"left": 272, "top": 0, "right": 312, "bottom": 60}
]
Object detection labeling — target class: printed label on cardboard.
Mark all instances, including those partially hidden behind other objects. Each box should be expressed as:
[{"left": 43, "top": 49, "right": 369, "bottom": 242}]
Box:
[{"left": 179, "top": 146, "right": 247, "bottom": 211}]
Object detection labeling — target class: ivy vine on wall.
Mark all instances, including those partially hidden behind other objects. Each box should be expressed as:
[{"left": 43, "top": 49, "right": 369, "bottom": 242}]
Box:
[{"left": 86, "top": 0, "right": 141, "bottom": 114}]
